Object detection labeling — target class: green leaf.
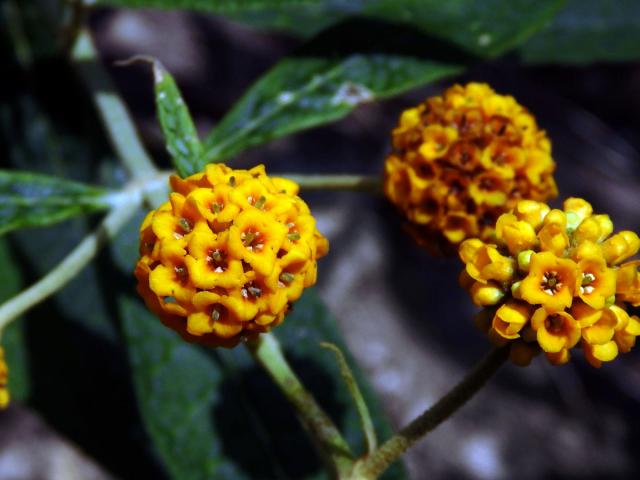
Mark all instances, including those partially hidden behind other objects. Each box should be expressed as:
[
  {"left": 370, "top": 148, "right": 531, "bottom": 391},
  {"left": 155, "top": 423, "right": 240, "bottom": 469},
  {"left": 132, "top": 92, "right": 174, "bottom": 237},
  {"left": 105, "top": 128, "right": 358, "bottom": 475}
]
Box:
[
  {"left": 120, "top": 290, "right": 407, "bottom": 479},
  {"left": 91, "top": 0, "right": 563, "bottom": 57},
  {"left": 0, "top": 170, "right": 113, "bottom": 236},
  {"left": 150, "top": 59, "right": 204, "bottom": 177},
  {"left": 200, "top": 21, "right": 463, "bottom": 165},
  {"left": 521, "top": 0, "right": 640, "bottom": 64},
  {"left": 366, "top": 0, "right": 565, "bottom": 58},
  {"left": 203, "top": 57, "right": 458, "bottom": 165},
  {"left": 119, "top": 297, "right": 246, "bottom": 480}
]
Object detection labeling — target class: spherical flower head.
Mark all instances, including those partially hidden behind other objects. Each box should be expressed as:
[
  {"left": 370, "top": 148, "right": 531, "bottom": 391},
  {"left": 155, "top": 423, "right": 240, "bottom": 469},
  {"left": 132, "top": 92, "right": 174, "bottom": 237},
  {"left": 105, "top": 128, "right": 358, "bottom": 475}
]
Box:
[
  {"left": 0, "top": 347, "right": 9, "bottom": 409},
  {"left": 384, "top": 82, "right": 557, "bottom": 255},
  {"left": 135, "top": 164, "right": 329, "bottom": 347},
  {"left": 458, "top": 197, "right": 640, "bottom": 367}
]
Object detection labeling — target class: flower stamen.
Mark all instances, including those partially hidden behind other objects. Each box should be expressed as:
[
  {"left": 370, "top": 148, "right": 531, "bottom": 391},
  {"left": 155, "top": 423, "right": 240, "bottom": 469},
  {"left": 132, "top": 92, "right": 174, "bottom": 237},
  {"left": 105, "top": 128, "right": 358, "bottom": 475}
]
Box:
[
  {"left": 542, "top": 271, "right": 562, "bottom": 295},
  {"left": 178, "top": 217, "right": 192, "bottom": 233}
]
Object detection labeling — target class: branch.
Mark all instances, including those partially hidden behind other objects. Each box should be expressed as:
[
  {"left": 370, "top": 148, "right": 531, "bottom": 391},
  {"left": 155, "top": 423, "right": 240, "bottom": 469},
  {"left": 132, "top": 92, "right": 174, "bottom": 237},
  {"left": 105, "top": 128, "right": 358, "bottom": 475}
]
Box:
[{"left": 352, "top": 346, "right": 509, "bottom": 479}]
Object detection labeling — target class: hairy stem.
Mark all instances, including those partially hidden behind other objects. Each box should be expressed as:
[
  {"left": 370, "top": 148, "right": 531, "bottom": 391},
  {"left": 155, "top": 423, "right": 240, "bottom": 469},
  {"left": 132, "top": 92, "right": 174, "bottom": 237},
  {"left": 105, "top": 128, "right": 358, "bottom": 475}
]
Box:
[
  {"left": 246, "top": 333, "right": 354, "bottom": 478},
  {"left": 352, "top": 346, "right": 509, "bottom": 479}
]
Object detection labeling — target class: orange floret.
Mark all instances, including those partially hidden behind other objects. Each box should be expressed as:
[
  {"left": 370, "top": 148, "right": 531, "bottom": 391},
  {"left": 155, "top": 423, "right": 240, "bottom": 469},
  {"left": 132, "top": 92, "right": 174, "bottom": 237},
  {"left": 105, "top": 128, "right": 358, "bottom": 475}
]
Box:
[
  {"left": 384, "top": 82, "right": 557, "bottom": 254},
  {"left": 135, "top": 164, "right": 328, "bottom": 347}
]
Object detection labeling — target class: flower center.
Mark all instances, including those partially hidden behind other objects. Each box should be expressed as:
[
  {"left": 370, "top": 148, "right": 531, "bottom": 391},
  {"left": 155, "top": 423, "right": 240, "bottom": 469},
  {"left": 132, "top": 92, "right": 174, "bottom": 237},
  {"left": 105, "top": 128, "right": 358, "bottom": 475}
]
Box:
[
  {"left": 174, "top": 265, "right": 188, "bottom": 284},
  {"left": 286, "top": 222, "right": 301, "bottom": 241},
  {"left": 545, "top": 315, "right": 565, "bottom": 334},
  {"left": 580, "top": 272, "right": 596, "bottom": 294},
  {"left": 242, "top": 281, "right": 263, "bottom": 300},
  {"left": 210, "top": 304, "right": 227, "bottom": 322},
  {"left": 541, "top": 271, "right": 562, "bottom": 295},
  {"left": 207, "top": 249, "right": 228, "bottom": 272},
  {"left": 178, "top": 217, "right": 192, "bottom": 233},
  {"left": 242, "top": 229, "right": 264, "bottom": 251}
]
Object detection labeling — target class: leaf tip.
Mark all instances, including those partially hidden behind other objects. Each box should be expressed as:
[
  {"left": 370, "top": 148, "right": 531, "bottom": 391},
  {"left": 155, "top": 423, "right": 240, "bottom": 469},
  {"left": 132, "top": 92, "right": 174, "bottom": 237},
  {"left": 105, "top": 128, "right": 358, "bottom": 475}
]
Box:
[{"left": 113, "top": 54, "right": 165, "bottom": 84}]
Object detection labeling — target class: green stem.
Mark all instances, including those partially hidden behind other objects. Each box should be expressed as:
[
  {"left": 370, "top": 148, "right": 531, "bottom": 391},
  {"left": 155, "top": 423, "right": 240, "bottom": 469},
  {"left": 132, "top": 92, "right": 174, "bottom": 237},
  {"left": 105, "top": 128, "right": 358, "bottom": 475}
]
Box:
[
  {"left": 321, "top": 342, "right": 377, "bottom": 455},
  {"left": 282, "top": 174, "right": 381, "bottom": 193},
  {"left": 69, "top": 27, "right": 164, "bottom": 206},
  {"left": 352, "top": 346, "right": 509, "bottom": 479},
  {"left": 0, "top": 173, "right": 169, "bottom": 331},
  {"left": 246, "top": 333, "right": 354, "bottom": 478}
]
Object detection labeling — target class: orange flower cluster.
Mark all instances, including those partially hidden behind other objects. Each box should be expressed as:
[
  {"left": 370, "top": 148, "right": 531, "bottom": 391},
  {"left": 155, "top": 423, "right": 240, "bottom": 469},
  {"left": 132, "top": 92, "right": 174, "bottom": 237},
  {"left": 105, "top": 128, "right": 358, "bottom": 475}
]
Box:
[
  {"left": 135, "top": 164, "right": 328, "bottom": 347},
  {"left": 384, "top": 83, "right": 557, "bottom": 254},
  {"left": 0, "top": 347, "right": 8, "bottom": 409},
  {"left": 459, "top": 198, "right": 640, "bottom": 367}
]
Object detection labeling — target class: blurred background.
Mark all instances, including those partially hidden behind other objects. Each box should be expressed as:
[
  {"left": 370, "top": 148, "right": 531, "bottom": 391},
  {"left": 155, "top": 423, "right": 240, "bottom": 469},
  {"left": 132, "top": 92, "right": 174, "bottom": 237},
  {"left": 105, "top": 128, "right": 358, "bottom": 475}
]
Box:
[{"left": 1, "top": 2, "right": 640, "bottom": 479}]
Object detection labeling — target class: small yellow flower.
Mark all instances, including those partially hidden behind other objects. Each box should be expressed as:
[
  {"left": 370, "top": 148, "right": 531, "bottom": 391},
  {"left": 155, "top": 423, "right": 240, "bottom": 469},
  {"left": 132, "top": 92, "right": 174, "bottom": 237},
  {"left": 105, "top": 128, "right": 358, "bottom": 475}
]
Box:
[
  {"left": 575, "top": 256, "right": 616, "bottom": 310},
  {"left": 574, "top": 215, "right": 613, "bottom": 244},
  {"left": 0, "top": 347, "right": 8, "bottom": 409},
  {"left": 459, "top": 240, "right": 514, "bottom": 284},
  {"left": 513, "top": 199, "right": 550, "bottom": 230},
  {"left": 563, "top": 197, "right": 592, "bottom": 222},
  {"left": 384, "top": 82, "right": 557, "bottom": 253},
  {"left": 458, "top": 197, "right": 640, "bottom": 367},
  {"left": 135, "top": 164, "right": 328, "bottom": 347},
  {"left": 601, "top": 231, "right": 640, "bottom": 265},
  {"left": 616, "top": 260, "right": 640, "bottom": 306},
  {"left": 491, "top": 301, "right": 532, "bottom": 340},
  {"left": 495, "top": 213, "right": 537, "bottom": 256},
  {"left": 470, "top": 281, "right": 505, "bottom": 306},
  {"left": 582, "top": 339, "right": 618, "bottom": 368},
  {"left": 615, "top": 314, "right": 640, "bottom": 353},
  {"left": 520, "top": 252, "right": 577, "bottom": 313},
  {"left": 531, "top": 308, "right": 580, "bottom": 358},
  {"left": 184, "top": 226, "right": 247, "bottom": 289},
  {"left": 537, "top": 209, "right": 569, "bottom": 256}
]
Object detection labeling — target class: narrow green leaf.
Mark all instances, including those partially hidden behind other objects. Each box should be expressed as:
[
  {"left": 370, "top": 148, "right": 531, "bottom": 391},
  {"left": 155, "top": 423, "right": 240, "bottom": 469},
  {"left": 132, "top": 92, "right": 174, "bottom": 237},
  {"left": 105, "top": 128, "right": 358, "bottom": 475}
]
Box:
[
  {"left": 521, "top": 0, "right": 640, "bottom": 64},
  {"left": 320, "top": 342, "right": 377, "bottom": 454},
  {"left": 201, "top": 53, "right": 461, "bottom": 165},
  {"left": 120, "top": 290, "right": 407, "bottom": 479},
  {"left": 91, "top": 0, "right": 564, "bottom": 57},
  {"left": 151, "top": 59, "right": 204, "bottom": 177},
  {"left": 0, "top": 170, "right": 113, "bottom": 236}
]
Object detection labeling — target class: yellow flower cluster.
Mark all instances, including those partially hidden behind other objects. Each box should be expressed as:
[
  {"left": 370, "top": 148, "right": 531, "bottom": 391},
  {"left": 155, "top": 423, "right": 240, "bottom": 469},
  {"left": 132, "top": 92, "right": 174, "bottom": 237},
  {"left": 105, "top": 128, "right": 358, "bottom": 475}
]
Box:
[
  {"left": 384, "top": 83, "right": 557, "bottom": 253},
  {"left": 459, "top": 198, "right": 640, "bottom": 367},
  {"left": 135, "top": 164, "right": 328, "bottom": 347},
  {"left": 0, "top": 347, "right": 8, "bottom": 409}
]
